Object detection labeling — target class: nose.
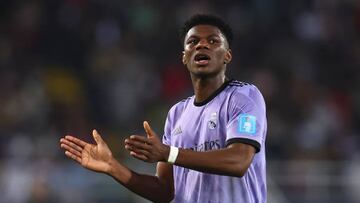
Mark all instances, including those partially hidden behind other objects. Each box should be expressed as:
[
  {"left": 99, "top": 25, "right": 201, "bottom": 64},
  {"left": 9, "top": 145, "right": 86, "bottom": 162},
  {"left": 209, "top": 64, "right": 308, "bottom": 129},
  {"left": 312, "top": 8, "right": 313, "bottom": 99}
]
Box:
[{"left": 195, "top": 39, "right": 209, "bottom": 50}]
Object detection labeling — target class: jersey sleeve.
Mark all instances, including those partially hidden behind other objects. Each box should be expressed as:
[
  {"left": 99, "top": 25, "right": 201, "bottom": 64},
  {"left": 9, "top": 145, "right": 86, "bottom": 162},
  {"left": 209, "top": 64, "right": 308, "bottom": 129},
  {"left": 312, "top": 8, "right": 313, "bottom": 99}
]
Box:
[
  {"left": 162, "top": 98, "right": 189, "bottom": 146},
  {"left": 162, "top": 110, "right": 172, "bottom": 146},
  {"left": 162, "top": 102, "right": 181, "bottom": 146},
  {"left": 226, "top": 86, "right": 267, "bottom": 153}
]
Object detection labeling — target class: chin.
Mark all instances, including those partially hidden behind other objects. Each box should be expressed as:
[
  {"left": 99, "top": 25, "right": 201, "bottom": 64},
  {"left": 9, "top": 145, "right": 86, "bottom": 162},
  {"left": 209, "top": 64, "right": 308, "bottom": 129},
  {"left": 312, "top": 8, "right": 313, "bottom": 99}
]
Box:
[{"left": 191, "top": 70, "right": 220, "bottom": 78}]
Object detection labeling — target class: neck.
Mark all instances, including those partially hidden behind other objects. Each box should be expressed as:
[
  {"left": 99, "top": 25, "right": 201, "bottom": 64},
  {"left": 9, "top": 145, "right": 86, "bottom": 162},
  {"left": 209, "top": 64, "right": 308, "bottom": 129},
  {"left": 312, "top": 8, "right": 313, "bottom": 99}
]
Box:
[{"left": 191, "top": 74, "right": 226, "bottom": 103}]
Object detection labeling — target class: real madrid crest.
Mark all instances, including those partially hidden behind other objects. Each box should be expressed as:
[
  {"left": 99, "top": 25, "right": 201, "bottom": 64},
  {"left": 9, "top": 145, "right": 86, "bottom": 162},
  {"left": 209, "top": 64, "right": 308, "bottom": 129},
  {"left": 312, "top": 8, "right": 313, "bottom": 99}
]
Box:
[{"left": 208, "top": 112, "right": 218, "bottom": 129}]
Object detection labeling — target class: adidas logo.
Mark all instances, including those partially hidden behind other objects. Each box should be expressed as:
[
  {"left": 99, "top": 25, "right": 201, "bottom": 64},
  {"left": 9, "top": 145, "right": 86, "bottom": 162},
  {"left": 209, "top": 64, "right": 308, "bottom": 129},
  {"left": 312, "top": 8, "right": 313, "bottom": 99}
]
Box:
[{"left": 174, "top": 126, "right": 182, "bottom": 135}]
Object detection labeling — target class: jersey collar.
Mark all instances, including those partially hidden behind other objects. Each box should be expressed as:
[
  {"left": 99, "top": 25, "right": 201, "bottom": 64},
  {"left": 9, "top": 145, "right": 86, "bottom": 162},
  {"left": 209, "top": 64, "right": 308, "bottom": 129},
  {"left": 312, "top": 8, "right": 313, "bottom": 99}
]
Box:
[{"left": 193, "top": 78, "right": 232, "bottom": 106}]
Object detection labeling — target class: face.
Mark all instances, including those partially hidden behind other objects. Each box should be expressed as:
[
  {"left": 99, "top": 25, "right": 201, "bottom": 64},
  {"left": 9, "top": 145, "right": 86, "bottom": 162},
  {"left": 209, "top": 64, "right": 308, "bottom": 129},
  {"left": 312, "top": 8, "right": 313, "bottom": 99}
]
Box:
[{"left": 182, "top": 24, "right": 232, "bottom": 78}]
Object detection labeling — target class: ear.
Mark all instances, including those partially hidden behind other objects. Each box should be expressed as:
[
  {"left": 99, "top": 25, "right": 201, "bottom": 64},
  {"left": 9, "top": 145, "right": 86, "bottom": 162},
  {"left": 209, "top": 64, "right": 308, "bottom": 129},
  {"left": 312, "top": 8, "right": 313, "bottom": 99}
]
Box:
[
  {"left": 224, "top": 49, "right": 232, "bottom": 64},
  {"left": 182, "top": 51, "right": 187, "bottom": 65}
]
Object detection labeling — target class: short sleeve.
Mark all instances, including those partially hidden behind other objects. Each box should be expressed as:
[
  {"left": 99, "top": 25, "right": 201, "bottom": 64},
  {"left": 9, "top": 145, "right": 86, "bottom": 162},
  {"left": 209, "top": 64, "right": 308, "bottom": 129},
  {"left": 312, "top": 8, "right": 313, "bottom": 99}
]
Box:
[
  {"left": 162, "top": 111, "right": 172, "bottom": 146},
  {"left": 226, "top": 86, "right": 267, "bottom": 153}
]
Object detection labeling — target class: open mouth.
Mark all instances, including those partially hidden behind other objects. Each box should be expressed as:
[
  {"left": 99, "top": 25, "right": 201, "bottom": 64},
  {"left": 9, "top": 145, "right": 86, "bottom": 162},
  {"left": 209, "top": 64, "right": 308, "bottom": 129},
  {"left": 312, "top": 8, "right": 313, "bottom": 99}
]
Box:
[{"left": 194, "top": 53, "right": 211, "bottom": 65}]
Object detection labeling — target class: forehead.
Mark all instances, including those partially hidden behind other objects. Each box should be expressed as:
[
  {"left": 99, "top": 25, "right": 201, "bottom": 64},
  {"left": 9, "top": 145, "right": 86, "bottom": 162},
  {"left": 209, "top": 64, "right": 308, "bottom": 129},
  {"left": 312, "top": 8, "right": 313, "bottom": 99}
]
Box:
[{"left": 185, "top": 24, "right": 225, "bottom": 40}]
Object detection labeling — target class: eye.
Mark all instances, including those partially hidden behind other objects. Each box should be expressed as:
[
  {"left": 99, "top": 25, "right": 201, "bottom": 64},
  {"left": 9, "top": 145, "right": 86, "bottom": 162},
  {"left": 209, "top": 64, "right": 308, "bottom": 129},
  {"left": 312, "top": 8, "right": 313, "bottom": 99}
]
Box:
[
  {"left": 209, "top": 38, "right": 220, "bottom": 44},
  {"left": 187, "top": 39, "right": 198, "bottom": 45}
]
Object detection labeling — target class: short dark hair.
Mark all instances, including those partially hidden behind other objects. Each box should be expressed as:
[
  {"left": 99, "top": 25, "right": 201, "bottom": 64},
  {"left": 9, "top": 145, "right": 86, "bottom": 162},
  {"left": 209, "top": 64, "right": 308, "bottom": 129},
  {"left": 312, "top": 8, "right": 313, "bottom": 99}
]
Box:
[{"left": 180, "top": 14, "right": 233, "bottom": 46}]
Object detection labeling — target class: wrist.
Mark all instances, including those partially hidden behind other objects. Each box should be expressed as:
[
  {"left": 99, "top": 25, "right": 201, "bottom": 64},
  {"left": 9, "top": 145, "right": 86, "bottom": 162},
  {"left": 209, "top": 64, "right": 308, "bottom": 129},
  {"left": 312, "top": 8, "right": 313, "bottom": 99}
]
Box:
[
  {"left": 106, "top": 157, "right": 118, "bottom": 175},
  {"left": 167, "top": 146, "right": 179, "bottom": 164},
  {"left": 162, "top": 145, "right": 171, "bottom": 162},
  {"left": 105, "top": 157, "right": 133, "bottom": 185}
]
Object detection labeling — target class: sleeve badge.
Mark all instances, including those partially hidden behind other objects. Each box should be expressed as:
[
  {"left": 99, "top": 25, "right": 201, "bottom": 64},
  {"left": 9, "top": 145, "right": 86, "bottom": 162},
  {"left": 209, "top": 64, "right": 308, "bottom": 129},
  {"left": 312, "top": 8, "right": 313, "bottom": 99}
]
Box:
[{"left": 238, "top": 114, "right": 256, "bottom": 135}]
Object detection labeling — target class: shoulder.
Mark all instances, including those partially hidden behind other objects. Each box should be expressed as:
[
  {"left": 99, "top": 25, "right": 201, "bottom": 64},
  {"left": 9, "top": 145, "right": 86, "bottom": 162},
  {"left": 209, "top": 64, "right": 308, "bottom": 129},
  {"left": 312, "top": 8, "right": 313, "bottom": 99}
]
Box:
[
  {"left": 226, "top": 80, "right": 265, "bottom": 108},
  {"left": 227, "top": 80, "right": 261, "bottom": 98},
  {"left": 167, "top": 96, "right": 193, "bottom": 118}
]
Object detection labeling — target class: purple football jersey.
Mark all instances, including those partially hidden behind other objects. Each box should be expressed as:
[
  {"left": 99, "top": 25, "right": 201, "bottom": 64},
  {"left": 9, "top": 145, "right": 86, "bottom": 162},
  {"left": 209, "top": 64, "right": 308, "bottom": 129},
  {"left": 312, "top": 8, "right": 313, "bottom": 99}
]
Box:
[{"left": 162, "top": 80, "right": 267, "bottom": 203}]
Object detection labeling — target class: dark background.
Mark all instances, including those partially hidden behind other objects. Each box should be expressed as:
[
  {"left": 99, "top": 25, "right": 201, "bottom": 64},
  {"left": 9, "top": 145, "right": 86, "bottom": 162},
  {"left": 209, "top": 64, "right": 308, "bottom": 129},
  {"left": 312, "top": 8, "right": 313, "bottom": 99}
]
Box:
[{"left": 0, "top": 0, "right": 359, "bottom": 202}]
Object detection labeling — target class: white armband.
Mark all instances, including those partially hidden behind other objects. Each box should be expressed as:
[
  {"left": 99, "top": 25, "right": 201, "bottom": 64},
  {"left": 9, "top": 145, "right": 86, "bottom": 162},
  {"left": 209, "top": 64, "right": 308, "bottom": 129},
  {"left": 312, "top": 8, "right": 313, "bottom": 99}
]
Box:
[{"left": 167, "top": 146, "right": 179, "bottom": 164}]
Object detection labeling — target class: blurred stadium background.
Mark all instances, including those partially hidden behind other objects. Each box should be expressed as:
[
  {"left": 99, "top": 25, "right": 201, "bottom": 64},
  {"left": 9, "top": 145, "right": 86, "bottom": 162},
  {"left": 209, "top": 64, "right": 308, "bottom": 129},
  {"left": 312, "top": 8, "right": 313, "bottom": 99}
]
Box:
[{"left": 0, "top": 0, "right": 359, "bottom": 202}]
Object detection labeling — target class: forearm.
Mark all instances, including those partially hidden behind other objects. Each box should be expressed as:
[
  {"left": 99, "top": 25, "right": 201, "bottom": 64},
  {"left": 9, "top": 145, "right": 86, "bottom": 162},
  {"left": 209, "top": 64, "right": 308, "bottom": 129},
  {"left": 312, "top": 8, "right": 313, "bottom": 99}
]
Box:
[
  {"left": 126, "top": 134, "right": 256, "bottom": 177},
  {"left": 174, "top": 144, "right": 255, "bottom": 177},
  {"left": 107, "top": 159, "right": 173, "bottom": 203}
]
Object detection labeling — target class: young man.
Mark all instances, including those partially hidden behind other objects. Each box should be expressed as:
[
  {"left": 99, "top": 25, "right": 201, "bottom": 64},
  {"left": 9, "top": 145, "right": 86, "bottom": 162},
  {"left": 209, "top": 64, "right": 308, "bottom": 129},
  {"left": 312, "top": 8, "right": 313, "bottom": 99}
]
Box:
[{"left": 60, "top": 14, "right": 267, "bottom": 203}]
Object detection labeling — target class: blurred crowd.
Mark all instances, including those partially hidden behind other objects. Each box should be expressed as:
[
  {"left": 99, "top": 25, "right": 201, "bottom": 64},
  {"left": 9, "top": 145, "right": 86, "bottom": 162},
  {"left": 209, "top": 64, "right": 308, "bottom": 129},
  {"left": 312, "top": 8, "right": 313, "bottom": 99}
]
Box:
[{"left": 0, "top": 0, "right": 359, "bottom": 202}]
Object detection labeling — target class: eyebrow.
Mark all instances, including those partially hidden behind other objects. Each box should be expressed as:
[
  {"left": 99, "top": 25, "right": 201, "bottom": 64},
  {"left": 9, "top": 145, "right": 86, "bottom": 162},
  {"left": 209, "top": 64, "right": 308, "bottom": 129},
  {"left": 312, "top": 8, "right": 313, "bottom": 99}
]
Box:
[{"left": 186, "top": 34, "right": 222, "bottom": 41}]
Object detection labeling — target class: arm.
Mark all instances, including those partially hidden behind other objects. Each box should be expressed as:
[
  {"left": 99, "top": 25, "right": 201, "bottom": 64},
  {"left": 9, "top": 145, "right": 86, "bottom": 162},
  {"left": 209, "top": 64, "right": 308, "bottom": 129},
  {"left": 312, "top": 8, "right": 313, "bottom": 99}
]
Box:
[
  {"left": 108, "top": 161, "right": 174, "bottom": 203},
  {"left": 126, "top": 122, "right": 256, "bottom": 178},
  {"left": 59, "top": 130, "right": 174, "bottom": 203},
  {"left": 175, "top": 143, "right": 255, "bottom": 177}
]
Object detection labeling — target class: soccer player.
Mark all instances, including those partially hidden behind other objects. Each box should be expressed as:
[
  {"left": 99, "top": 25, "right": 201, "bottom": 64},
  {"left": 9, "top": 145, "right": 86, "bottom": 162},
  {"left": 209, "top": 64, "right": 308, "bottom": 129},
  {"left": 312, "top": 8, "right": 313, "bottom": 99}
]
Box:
[{"left": 60, "top": 14, "right": 267, "bottom": 203}]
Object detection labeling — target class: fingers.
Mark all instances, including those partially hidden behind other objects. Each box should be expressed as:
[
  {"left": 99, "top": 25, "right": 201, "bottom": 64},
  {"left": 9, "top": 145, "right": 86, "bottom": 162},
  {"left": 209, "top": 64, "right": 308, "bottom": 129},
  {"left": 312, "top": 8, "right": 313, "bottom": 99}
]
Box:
[
  {"left": 143, "top": 121, "right": 155, "bottom": 138},
  {"left": 124, "top": 142, "right": 150, "bottom": 155},
  {"left": 64, "top": 135, "right": 88, "bottom": 147},
  {"left": 125, "top": 137, "right": 151, "bottom": 150},
  {"left": 92, "top": 129, "right": 104, "bottom": 144},
  {"left": 64, "top": 150, "right": 82, "bottom": 163},
  {"left": 60, "top": 138, "right": 83, "bottom": 153},
  {"left": 125, "top": 137, "right": 151, "bottom": 161},
  {"left": 130, "top": 151, "right": 148, "bottom": 161},
  {"left": 60, "top": 138, "right": 83, "bottom": 163},
  {"left": 127, "top": 147, "right": 150, "bottom": 158},
  {"left": 61, "top": 142, "right": 82, "bottom": 157},
  {"left": 129, "top": 135, "right": 150, "bottom": 143}
]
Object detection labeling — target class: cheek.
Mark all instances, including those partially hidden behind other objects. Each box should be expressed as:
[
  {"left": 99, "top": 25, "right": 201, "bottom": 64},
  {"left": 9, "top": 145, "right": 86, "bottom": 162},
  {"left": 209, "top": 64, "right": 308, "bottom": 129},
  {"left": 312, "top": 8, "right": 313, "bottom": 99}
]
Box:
[
  {"left": 183, "top": 51, "right": 191, "bottom": 62},
  {"left": 215, "top": 51, "right": 226, "bottom": 62}
]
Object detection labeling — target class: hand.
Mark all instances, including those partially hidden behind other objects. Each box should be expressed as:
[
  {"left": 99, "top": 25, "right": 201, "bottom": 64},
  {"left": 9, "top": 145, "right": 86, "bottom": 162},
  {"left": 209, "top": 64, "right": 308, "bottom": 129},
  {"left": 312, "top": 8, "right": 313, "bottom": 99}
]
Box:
[
  {"left": 125, "top": 121, "right": 170, "bottom": 163},
  {"left": 60, "top": 130, "right": 114, "bottom": 173}
]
